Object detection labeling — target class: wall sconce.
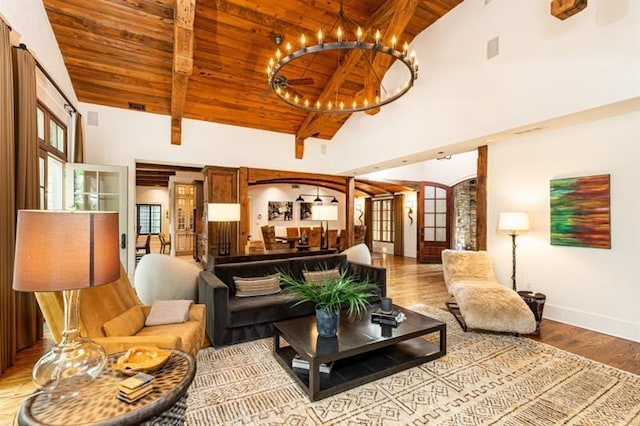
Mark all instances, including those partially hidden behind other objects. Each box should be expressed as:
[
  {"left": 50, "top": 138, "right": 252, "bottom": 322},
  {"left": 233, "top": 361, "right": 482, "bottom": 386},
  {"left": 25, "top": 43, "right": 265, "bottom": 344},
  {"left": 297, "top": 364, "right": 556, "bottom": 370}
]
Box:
[{"left": 406, "top": 200, "right": 415, "bottom": 225}]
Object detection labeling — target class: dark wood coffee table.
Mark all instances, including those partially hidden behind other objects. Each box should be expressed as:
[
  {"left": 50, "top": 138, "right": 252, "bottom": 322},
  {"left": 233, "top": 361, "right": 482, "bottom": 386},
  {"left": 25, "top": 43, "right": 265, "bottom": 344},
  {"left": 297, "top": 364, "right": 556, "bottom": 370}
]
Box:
[{"left": 273, "top": 304, "right": 446, "bottom": 401}]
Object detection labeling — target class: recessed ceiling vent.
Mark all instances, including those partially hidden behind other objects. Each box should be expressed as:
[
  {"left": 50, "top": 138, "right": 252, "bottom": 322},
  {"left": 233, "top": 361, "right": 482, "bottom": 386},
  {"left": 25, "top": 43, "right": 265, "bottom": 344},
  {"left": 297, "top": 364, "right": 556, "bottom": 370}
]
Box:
[
  {"left": 513, "top": 126, "right": 547, "bottom": 135},
  {"left": 128, "top": 102, "right": 146, "bottom": 111}
]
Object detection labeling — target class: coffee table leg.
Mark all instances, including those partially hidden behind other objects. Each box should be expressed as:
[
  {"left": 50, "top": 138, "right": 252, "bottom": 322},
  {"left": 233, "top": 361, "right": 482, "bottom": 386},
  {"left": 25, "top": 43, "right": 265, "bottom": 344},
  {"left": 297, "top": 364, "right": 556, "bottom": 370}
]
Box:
[
  {"left": 440, "top": 324, "right": 447, "bottom": 355},
  {"left": 273, "top": 330, "right": 281, "bottom": 354},
  {"left": 309, "top": 360, "right": 320, "bottom": 401}
]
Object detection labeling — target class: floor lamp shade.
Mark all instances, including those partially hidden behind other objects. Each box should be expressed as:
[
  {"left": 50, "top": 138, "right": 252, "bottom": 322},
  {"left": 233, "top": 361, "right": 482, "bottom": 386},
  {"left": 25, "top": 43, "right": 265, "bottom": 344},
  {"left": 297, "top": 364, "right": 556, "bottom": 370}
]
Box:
[
  {"left": 208, "top": 203, "right": 241, "bottom": 256},
  {"left": 498, "top": 212, "right": 530, "bottom": 233},
  {"left": 13, "top": 210, "right": 120, "bottom": 396}
]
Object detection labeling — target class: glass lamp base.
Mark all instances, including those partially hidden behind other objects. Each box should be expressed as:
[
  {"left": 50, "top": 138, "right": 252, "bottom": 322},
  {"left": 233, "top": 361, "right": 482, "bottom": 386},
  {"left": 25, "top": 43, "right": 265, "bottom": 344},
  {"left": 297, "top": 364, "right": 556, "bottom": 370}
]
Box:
[{"left": 32, "top": 337, "right": 107, "bottom": 398}]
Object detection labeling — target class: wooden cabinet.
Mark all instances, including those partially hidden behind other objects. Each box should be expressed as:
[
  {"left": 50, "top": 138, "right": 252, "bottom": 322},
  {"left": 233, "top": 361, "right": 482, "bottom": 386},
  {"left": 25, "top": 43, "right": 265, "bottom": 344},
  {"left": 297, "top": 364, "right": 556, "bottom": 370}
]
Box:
[{"left": 202, "top": 166, "right": 239, "bottom": 268}]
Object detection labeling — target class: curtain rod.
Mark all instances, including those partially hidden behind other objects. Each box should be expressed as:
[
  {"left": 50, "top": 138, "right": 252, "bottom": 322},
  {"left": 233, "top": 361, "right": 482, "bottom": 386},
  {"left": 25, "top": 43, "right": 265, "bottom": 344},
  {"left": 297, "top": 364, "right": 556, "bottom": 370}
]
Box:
[{"left": 14, "top": 43, "right": 78, "bottom": 115}]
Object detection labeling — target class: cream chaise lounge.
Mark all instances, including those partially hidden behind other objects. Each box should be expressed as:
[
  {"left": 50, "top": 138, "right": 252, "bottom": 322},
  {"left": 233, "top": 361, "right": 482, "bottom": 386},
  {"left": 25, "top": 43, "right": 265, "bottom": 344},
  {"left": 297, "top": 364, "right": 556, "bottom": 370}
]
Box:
[{"left": 441, "top": 249, "right": 536, "bottom": 335}]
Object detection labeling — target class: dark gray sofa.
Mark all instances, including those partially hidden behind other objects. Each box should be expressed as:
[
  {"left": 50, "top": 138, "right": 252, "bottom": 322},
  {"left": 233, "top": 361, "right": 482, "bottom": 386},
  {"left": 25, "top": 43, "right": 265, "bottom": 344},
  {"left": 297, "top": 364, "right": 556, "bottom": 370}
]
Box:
[{"left": 198, "top": 254, "right": 387, "bottom": 347}]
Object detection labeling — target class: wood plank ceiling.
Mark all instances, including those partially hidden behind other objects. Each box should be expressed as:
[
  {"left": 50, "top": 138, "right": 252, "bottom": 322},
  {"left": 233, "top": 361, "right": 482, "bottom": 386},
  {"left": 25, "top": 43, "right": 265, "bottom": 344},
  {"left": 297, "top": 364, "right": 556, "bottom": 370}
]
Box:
[{"left": 43, "top": 0, "right": 461, "bottom": 155}]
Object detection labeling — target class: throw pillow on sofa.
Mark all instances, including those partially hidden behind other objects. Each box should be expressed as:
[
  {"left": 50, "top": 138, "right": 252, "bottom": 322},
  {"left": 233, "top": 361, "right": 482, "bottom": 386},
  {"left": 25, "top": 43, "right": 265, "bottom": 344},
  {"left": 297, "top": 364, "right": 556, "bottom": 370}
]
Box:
[
  {"left": 303, "top": 268, "right": 341, "bottom": 285},
  {"left": 102, "top": 305, "right": 145, "bottom": 337},
  {"left": 145, "top": 299, "right": 193, "bottom": 326},
  {"left": 233, "top": 273, "right": 282, "bottom": 297}
]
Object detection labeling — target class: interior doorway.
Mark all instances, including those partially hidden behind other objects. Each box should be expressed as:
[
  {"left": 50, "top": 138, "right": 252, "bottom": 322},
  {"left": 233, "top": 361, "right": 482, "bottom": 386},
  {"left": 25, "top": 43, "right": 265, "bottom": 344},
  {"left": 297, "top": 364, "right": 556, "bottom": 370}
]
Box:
[{"left": 417, "top": 182, "right": 452, "bottom": 263}]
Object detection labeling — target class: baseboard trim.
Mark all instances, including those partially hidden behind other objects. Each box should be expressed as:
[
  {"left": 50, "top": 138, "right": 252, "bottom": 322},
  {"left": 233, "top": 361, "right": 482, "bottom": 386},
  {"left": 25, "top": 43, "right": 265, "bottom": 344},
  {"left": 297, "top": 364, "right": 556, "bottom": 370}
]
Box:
[{"left": 544, "top": 303, "right": 639, "bottom": 343}]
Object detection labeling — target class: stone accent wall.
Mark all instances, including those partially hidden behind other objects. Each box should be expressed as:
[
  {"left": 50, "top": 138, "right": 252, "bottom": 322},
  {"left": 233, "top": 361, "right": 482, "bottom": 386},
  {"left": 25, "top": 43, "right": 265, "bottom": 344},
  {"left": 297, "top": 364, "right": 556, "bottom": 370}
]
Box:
[{"left": 453, "top": 179, "right": 477, "bottom": 250}]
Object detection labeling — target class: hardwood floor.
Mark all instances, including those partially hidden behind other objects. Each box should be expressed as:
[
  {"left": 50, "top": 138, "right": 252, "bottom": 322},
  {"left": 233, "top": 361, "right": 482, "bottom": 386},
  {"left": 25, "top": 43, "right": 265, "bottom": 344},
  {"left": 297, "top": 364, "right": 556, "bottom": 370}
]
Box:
[{"left": 1, "top": 253, "right": 638, "bottom": 425}]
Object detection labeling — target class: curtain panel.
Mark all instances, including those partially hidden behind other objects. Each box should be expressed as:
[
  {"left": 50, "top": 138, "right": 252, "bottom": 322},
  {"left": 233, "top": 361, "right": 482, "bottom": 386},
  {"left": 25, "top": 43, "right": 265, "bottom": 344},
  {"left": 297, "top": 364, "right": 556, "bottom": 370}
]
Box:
[
  {"left": 13, "top": 46, "right": 42, "bottom": 351},
  {"left": 74, "top": 112, "right": 84, "bottom": 163},
  {"left": 0, "top": 21, "right": 17, "bottom": 375}
]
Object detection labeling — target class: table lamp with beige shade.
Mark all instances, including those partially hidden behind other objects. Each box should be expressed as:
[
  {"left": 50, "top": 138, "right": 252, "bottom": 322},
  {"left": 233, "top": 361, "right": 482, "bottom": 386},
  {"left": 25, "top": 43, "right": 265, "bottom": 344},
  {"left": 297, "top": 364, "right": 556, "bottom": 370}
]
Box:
[
  {"left": 13, "top": 210, "right": 120, "bottom": 397},
  {"left": 208, "top": 203, "right": 241, "bottom": 256},
  {"left": 498, "top": 211, "right": 530, "bottom": 291}
]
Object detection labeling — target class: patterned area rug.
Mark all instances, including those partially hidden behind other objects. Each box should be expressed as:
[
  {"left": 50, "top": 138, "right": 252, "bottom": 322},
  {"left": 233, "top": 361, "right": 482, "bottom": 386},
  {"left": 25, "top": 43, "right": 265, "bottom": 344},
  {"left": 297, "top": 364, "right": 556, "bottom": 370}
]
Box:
[{"left": 186, "top": 305, "right": 640, "bottom": 425}]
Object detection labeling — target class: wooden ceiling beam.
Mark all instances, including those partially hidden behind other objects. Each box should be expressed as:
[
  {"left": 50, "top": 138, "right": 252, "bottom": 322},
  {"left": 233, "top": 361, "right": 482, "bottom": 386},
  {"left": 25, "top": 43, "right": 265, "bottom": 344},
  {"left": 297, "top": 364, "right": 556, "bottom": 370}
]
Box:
[
  {"left": 364, "top": 0, "right": 419, "bottom": 116},
  {"left": 171, "top": 0, "right": 196, "bottom": 145},
  {"left": 294, "top": 0, "right": 412, "bottom": 155}
]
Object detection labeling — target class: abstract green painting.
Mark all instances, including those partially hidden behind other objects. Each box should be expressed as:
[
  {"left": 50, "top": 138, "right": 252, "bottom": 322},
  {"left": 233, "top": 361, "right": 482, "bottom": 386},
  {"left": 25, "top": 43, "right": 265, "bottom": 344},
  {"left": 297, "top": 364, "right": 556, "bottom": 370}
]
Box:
[{"left": 550, "top": 174, "right": 610, "bottom": 249}]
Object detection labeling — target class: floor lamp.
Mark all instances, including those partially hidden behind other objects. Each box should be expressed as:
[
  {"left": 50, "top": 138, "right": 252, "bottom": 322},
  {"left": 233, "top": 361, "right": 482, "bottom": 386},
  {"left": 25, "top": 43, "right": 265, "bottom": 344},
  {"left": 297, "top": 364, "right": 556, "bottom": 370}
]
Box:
[
  {"left": 13, "top": 210, "right": 120, "bottom": 397},
  {"left": 498, "top": 211, "right": 530, "bottom": 291},
  {"left": 208, "top": 203, "right": 241, "bottom": 256},
  {"left": 312, "top": 205, "right": 338, "bottom": 249}
]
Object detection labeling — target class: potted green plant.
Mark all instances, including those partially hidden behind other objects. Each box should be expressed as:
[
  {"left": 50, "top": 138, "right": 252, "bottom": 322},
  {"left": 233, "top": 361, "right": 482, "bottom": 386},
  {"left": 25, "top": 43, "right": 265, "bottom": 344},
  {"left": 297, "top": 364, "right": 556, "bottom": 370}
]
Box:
[{"left": 280, "top": 268, "right": 378, "bottom": 337}]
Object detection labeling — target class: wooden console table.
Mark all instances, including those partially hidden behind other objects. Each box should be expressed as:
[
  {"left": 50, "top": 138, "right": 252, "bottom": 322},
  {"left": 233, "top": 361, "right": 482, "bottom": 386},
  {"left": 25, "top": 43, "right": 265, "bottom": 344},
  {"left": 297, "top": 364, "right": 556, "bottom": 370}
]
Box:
[{"left": 209, "top": 247, "right": 337, "bottom": 266}]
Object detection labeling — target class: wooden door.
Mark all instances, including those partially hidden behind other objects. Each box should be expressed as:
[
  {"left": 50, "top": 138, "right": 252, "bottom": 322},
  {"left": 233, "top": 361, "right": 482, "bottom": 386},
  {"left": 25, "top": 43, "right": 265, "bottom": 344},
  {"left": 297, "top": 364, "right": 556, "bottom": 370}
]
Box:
[
  {"left": 418, "top": 182, "right": 452, "bottom": 263},
  {"left": 66, "top": 163, "right": 128, "bottom": 270},
  {"left": 174, "top": 183, "right": 195, "bottom": 255}
]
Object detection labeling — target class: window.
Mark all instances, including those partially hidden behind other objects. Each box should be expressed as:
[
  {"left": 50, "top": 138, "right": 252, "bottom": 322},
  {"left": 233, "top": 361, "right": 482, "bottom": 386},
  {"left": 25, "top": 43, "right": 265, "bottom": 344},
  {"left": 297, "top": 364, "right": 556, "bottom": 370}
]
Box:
[
  {"left": 37, "top": 104, "right": 67, "bottom": 209},
  {"left": 372, "top": 198, "right": 394, "bottom": 242},
  {"left": 136, "top": 204, "right": 161, "bottom": 235}
]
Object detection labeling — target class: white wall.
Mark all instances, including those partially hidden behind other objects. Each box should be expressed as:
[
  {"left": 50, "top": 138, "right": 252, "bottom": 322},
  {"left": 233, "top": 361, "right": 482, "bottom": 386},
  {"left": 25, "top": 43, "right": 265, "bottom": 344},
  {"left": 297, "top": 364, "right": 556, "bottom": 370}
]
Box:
[
  {"left": 247, "top": 184, "right": 345, "bottom": 241},
  {"left": 135, "top": 187, "right": 170, "bottom": 236},
  {"left": 487, "top": 111, "right": 640, "bottom": 342},
  {"left": 329, "top": 0, "right": 640, "bottom": 173}
]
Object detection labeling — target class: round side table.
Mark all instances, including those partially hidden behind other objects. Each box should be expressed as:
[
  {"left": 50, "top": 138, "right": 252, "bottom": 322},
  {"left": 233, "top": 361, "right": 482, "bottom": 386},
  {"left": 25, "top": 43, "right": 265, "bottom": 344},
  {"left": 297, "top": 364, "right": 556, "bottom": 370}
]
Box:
[
  {"left": 18, "top": 349, "right": 195, "bottom": 426},
  {"left": 517, "top": 291, "right": 546, "bottom": 331}
]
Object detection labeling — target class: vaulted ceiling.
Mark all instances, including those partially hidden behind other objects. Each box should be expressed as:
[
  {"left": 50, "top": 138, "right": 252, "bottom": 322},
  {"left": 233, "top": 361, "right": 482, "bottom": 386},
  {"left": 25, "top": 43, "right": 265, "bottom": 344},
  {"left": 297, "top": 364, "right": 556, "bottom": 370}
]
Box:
[{"left": 43, "top": 0, "right": 461, "bottom": 156}]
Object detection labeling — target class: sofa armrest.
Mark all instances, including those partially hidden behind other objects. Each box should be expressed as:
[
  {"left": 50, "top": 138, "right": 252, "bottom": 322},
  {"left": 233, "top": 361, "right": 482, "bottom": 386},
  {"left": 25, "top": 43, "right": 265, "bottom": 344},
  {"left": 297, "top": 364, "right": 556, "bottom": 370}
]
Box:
[
  {"left": 93, "top": 335, "right": 182, "bottom": 355},
  {"left": 198, "top": 271, "right": 230, "bottom": 347},
  {"left": 348, "top": 261, "right": 387, "bottom": 298}
]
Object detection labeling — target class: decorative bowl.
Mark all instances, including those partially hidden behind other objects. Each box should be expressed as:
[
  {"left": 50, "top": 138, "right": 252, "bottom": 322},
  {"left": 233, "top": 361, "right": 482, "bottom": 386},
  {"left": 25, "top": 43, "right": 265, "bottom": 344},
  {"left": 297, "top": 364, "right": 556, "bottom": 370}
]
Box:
[{"left": 113, "top": 346, "right": 172, "bottom": 375}]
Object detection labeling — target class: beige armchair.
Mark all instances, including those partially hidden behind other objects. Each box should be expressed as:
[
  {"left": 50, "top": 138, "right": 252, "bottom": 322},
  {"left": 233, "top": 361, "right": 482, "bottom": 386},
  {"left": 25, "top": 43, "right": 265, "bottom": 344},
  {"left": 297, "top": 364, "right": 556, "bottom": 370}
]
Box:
[
  {"left": 35, "top": 265, "right": 206, "bottom": 356},
  {"left": 441, "top": 250, "right": 536, "bottom": 335}
]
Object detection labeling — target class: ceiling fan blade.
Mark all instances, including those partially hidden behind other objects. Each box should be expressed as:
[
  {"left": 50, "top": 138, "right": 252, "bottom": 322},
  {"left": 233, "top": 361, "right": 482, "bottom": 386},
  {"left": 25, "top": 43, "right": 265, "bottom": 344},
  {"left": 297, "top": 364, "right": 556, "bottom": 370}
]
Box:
[
  {"left": 290, "top": 88, "right": 304, "bottom": 99},
  {"left": 287, "top": 78, "right": 315, "bottom": 86}
]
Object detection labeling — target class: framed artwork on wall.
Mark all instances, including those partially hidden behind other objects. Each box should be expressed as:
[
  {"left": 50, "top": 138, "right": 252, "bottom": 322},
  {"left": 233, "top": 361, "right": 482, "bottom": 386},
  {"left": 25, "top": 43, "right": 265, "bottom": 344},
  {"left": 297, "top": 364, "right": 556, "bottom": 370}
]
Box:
[
  {"left": 550, "top": 174, "right": 611, "bottom": 249},
  {"left": 300, "top": 202, "right": 313, "bottom": 221},
  {"left": 268, "top": 201, "right": 293, "bottom": 221}
]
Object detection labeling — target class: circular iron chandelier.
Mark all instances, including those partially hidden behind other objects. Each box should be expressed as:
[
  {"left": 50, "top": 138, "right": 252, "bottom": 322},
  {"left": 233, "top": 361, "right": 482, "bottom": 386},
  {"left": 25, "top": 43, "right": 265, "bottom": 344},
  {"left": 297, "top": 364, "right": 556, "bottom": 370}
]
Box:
[{"left": 266, "top": 2, "right": 418, "bottom": 114}]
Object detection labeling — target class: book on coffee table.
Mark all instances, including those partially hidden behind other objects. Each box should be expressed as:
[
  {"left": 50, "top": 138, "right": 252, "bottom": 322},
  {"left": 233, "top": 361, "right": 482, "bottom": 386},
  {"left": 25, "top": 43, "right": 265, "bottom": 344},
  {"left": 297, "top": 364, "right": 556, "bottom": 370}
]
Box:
[
  {"left": 292, "top": 354, "right": 334, "bottom": 373},
  {"left": 371, "top": 309, "right": 406, "bottom": 326}
]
